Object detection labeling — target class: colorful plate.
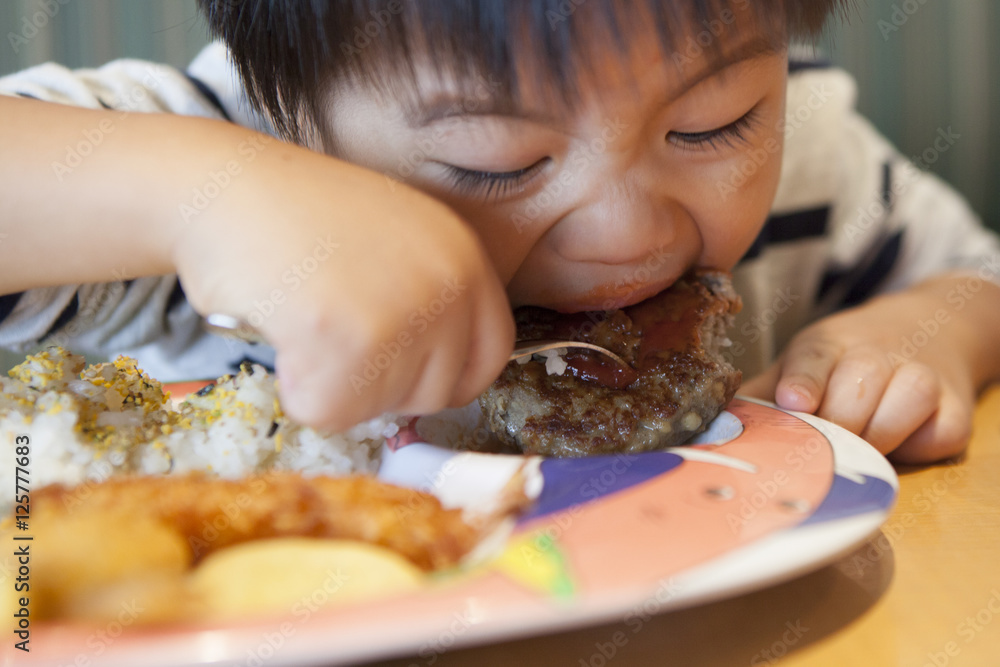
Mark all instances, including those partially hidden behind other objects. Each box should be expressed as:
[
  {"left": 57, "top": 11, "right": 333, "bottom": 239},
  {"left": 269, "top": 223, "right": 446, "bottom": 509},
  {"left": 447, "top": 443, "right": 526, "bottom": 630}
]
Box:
[{"left": 25, "top": 397, "right": 897, "bottom": 667}]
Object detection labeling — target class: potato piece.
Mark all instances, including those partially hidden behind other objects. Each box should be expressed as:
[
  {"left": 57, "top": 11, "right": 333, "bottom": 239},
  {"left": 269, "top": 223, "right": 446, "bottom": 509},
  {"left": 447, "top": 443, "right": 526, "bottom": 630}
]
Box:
[
  {"left": 31, "top": 507, "right": 190, "bottom": 619},
  {"left": 191, "top": 538, "right": 425, "bottom": 619}
]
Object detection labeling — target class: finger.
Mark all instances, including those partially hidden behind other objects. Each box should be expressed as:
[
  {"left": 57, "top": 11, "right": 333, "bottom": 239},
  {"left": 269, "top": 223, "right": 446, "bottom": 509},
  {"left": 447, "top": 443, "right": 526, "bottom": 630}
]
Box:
[
  {"left": 772, "top": 338, "right": 842, "bottom": 413},
  {"left": 277, "top": 345, "right": 372, "bottom": 431},
  {"left": 816, "top": 347, "right": 895, "bottom": 435},
  {"left": 277, "top": 314, "right": 436, "bottom": 430},
  {"left": 738, "top": 363, "right": 782, "bottom": 402},
  {"left": 888, "top": 381, "right": 972, "bottom": 464},
  {"left": 856, "top": 362, "right": 941, "bottom": 455},
  {"left": 393, "top": 343, "right": 465, "bottom": 415},
  {"left": 391, "top": 305, "right": 475, "bottom": 415},
  {"left": 447, "top": 281, "right": 516, "bottom": 408}
]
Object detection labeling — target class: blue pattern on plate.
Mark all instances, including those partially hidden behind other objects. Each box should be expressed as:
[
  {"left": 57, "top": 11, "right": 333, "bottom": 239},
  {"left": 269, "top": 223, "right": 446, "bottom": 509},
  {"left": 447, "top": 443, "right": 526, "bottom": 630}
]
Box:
[
  {"left": 799, "top": 473, "right": 896, "bottom": 525},
  {"left": 520, "top": 452, "right": 685, "bottom": 522}
]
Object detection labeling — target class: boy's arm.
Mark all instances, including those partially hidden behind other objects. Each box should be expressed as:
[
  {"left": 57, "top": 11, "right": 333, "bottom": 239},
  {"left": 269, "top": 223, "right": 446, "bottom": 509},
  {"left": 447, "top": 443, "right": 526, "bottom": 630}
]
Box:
[
  {"left": 743, "top": 271, "right": 1000, "bottom": 464},
  {"left": 0, "top": 94, "right": 515, "bottom": 429},
  {"left": 0, "top": 54, "right": 248, "bottom": 358},
  {"left": 0, "top": 96, "right": 180, "bottom": 291},
  {"left": 742, "top": 72, "right": 1000, "bottom": 463}
]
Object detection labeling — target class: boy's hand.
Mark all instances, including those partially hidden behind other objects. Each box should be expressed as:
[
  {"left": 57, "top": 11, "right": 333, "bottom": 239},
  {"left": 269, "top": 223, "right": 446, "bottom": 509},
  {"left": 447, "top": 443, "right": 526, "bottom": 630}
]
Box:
[
  {"left": 740, "top": 275, "right": 1000, "bottom": 464},
  {"left": 0, "top": 98, "right": 511, "bottom": 432},
  {"left": 172, "top": 133, "right": 515, "bottom": 432}
]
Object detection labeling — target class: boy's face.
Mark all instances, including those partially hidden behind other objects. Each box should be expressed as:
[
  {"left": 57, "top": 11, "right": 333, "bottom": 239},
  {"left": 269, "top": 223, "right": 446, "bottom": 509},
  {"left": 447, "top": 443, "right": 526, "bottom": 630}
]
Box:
[{"left": 326, "top": 15, "right": 788, "bottom": 311}]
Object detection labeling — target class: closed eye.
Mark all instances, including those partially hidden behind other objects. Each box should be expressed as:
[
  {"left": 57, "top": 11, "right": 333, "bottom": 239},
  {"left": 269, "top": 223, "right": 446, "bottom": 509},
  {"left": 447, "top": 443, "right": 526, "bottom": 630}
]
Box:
[
  {"left": 443, "top": 158, "right": 550, "bottom": 200},
  {"left": 668, "top": 108, "right": 758, "bottom": 151}
]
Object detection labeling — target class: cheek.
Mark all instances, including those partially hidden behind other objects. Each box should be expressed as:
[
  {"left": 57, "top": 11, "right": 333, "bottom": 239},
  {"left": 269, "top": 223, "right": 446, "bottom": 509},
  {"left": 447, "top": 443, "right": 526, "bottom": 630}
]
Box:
[
  {"left": 436, "top": 197, "right": 542, "bottom": 285},
  {"left": 694, "top": 137, "right": 784, "bottom": 269}
]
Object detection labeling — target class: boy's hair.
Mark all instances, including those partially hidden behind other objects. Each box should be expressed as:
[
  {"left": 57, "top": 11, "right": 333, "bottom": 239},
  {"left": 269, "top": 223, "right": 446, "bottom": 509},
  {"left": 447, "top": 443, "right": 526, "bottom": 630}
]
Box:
[{"left": 199, "top": 0, "right": 848, "bottom": 145}]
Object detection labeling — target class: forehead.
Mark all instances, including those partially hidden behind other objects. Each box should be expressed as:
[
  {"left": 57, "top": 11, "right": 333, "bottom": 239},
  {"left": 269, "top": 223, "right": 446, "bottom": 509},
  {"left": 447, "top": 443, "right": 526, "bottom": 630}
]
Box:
[{"left": 362, "top": 2, "right": 786, "bottom": 124}]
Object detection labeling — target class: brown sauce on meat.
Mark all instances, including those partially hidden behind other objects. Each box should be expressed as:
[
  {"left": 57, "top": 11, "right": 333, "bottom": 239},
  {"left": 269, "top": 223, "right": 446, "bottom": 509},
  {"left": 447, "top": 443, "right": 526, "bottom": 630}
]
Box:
[
  {"left": 563, "top": 351, "right": 640, "bottom": 389},
  {"left": 561, "top": 283, "right": 708, "bottom": 387},
  {"left": 514, "top": 278, "right": 717, "bottom": 390},
  {"left": 628, "top": 284, "right": 706, "bottom": 370}
]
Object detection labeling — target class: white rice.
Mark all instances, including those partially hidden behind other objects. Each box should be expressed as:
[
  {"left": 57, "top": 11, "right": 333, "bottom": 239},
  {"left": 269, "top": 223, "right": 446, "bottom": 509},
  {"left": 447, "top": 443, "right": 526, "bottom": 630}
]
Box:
[
  {"left": 0, "top": 347, "right": 400, "bottom": 514},
  {"left": 514, "top": 348, "right": 569, "bottom": 375},
  {"left": 540, "top": 348, "right": 569, "bottom": 376}
]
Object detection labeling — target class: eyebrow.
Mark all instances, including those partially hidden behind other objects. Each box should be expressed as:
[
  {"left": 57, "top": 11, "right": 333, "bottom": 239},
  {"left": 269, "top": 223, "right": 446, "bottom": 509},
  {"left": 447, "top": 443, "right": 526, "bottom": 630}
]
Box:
[{"left": 406, "top": 35, "right": 780, "bottom": 128}]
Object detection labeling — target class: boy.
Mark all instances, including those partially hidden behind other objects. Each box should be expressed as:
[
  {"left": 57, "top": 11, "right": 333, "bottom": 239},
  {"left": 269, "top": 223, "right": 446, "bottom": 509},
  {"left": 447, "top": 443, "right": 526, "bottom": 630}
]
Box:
[{"left": 1, "top": 1, "right": 998, "bottom": 464}]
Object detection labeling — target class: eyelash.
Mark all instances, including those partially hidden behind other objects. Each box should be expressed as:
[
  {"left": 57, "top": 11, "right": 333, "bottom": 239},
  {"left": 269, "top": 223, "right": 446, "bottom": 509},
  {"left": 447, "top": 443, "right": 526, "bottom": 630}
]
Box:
[
  {"left": 669, "top": 109, "right": 758, "bottom": 150},
  {"left": 444, "top": 159, "right": 549, "bottom": 200},
  {"left": 443, "top": 109, "right": 757, "bottom": 198}
]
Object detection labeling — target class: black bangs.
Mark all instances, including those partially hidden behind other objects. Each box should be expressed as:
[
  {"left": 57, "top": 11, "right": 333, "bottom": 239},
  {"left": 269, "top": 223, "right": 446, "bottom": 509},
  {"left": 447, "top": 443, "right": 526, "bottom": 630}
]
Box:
[{"left": 199, "top": 0, "right": 850, "bottom": 144}]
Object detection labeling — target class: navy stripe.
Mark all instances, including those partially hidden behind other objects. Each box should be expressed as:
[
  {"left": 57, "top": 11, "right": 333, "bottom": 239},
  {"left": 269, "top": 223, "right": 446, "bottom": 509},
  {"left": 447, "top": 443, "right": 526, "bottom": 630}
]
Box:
[
  {"left": 816, "top": 265, "right": 840, "bottom": 302},
  {"left": 14, "top": 91, "right": 39, "bottom": 100},
  {"left": 42, "top": 293, "right": 79, "bottom": 340},
  {"left": 839, "top": 230, "right": 904, "bottom": 308},
  {"left": 789, "top": 60, "right": 831, "bottom": 73},
  {"left": 184, "top": 74, "right": 232, "bottom": 122},
  {"left": 881, "top": 162, "right": 893, "bottom": 209},
  {"left": 166, "top": 278, "right": 186, "bottom": 312},
  {"left": 97, "top": 97, "right": 113, "bottom": 110},
  {"left": 0, "top": 292, "right": 24, "bottom": 324},
  {"left": 818, "top": 230, "right": 906, "bottom": 307},
  {"left": 740, "top": 206, "right": 831, "bottom": 262}
]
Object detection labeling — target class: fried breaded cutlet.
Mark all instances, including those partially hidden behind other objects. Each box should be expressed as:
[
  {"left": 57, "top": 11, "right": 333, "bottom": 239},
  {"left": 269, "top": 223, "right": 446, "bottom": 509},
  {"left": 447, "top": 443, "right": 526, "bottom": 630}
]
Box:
[
  {"left": 32, "top": 473, "right": 479, "bottom": 571},
  {"left": 3, "top": 473, "right": 509, "bottom": 622}
]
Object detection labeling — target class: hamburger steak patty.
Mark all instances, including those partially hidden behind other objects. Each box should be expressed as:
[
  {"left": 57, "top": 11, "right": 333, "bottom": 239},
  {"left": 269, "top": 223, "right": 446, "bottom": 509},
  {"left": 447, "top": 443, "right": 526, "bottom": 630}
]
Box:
[{"left": 480, "top": 271, "right": 742, "bottom": 457}]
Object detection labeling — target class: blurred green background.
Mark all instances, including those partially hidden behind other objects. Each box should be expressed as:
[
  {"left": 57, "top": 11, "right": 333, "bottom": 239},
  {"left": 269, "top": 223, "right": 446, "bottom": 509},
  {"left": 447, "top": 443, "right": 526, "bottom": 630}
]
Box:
[{"left": 1, "top": 0, "right": 998, "bottom": 370}]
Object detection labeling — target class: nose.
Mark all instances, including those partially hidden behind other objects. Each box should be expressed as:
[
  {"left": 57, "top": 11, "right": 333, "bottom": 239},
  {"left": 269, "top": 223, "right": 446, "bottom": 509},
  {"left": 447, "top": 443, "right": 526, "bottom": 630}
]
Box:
[{"left": 547, "top": 173, "right": 690, "bottom": 266}]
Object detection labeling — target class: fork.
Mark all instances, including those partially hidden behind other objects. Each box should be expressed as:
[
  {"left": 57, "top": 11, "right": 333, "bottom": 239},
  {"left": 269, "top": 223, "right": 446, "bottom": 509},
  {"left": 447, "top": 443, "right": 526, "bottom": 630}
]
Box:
[{"left": 204, "top": 314, "right": 632, "bottom": 368}]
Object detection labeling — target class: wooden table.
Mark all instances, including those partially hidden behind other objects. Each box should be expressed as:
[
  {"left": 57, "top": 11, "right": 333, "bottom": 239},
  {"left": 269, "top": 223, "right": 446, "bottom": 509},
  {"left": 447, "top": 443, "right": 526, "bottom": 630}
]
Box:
[{"left": 368, "top": 386, "right": 1000, "bottom": 667}]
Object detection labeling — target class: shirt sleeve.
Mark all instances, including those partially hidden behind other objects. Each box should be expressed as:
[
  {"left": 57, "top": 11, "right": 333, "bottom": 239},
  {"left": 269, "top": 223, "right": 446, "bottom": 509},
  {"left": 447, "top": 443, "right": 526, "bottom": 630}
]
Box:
[{"left": 0, "top": 45, "right": 274, "bottom": 380}]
